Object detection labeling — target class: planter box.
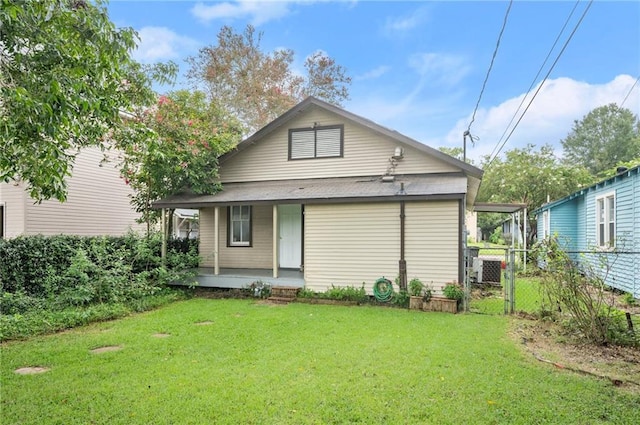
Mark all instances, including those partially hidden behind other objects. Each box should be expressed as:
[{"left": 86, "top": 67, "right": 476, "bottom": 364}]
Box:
[
  {"left": 409, "top": 296, "right": 423, "bottom": 310},
  {"left": 423, "top": 297, "right": 458, "bottom": 314}
]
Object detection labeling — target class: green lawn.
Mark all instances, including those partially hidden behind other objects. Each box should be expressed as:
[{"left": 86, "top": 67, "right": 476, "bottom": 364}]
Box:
[
  {"left": 2, "top": 299, "right": 638, "bottom": 424},
  {"left": 472, "top": 277, "right": 542, "bottom": 315}
]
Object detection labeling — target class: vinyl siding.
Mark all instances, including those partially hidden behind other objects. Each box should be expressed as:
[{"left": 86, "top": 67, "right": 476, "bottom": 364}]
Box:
[
  {"left": 3, "top": 148, "right": 144, "bottom": 237},
  {"left": 220, "top": 106, "right": 458, "bottom": 183},
  {"left": 405, "top": 201, "right": 459, "bottom": 294},
  {"left": 218, "top": 205, "right": 274, "bottom": 269},
  {"left": 199, "top": 208, "right": 216, "bottom": 267},
  {"left": 304, "top": 202, "right": 400, "bottom": 294},
  {"left": 0, "top": 182, "right": 27, "bottom": 238},
  {"left": 549, "top": 200, "right": 578, "bottom": 251},
  {"left": 580, "top": 178, "right": 639, "bottom": 298}
]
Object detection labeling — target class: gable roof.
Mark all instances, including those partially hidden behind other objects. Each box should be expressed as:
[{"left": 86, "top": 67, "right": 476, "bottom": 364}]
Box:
[
  {"left": 534, "top": 165, "right": 640, "bottom": 214},
  {"left": 221, "top": 96, "right": 483, "bottom": 180}
]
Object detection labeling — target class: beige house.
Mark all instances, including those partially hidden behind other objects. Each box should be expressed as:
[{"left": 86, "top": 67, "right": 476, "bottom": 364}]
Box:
[
  {"left": 155, "top": 97, "right": 483, "bottom": 294},
  {"left": 1, "top": 147, "right": 143, "bottom": 238}
]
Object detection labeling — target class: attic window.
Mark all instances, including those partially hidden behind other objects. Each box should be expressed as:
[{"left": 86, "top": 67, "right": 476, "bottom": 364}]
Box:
[{"left": 289, "top": 125, "right": 343, "bottom": 160}]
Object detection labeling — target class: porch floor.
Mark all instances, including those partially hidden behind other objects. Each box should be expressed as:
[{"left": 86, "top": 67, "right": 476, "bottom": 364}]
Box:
[{"left": 192, "top": 268, "right": 304, "bottom": 289}]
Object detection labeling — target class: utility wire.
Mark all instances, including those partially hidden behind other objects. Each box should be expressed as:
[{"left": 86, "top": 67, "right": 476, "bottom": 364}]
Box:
[
  {"left": 466, "top": 0, "right": 513, "bottom": 134},
  {"left": 486, "top": 0, "right": 581, "bottom": 162},
  {"left": 619, "top": 74, "right": 640, "bottom": 109},
  {"left": 485, "top": 0, "right": 594, "bottom": 169}
]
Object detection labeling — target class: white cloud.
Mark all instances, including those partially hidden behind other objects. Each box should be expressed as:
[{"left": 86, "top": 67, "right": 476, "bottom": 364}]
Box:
[
  {"left": 191, "top": 1, "right": 294, "bottom": 25},
  {"left": 384, "top": 6, "right": 430, "bottom": 34},
  {"left": 443, "top": 75, "right": 640, "bottom": 163},
  {"left": 132, "top": 27, "right": 199, "bottom": 63},
  {"left": 408, "top": 53, "right": 470, "bottom": 86},
  {"left": 355, "top": 65, "right": 391, "bottom": 81}
]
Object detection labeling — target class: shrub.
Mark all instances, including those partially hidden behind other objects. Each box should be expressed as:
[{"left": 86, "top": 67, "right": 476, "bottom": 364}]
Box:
[
  {"left": 534, "top": 238, "right": 637, "bottom": 347},
  {"left": 443, "top": 284, "right": 464, "bottom": 302},
  {"left": 408, "top": 278, "right": 424, "bottom": 297}
]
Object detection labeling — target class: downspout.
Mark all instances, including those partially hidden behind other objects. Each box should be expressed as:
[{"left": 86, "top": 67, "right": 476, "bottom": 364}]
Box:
[{"left": 399, "top": 200, "right": 407, "bottom": 291}]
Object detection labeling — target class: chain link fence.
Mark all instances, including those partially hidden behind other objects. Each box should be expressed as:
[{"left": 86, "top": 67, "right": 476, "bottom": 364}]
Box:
[{"left": 465, "top": 246, "right": 639, "bottom": 316}]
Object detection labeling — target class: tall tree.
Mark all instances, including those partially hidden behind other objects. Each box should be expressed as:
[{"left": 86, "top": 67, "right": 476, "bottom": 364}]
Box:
[
  {"left": 116, "top": 91, "right": 242, "bottom": 232},
  {"left": 0, "top": 0, "right": 163, "bottom": 202},
  {"left": 187, "top": 25, "right": 351, "bottom": 134},
  {"left": 561, "top": 104, "right": 640, "bottom": 175},
  {"left": 478, "top": 144, "right": 594, "bottom": 245}
]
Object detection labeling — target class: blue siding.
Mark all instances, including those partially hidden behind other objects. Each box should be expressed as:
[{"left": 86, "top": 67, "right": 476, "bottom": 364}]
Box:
[{"left": 539, "top": 167, "right": 639, "bottom": 298}]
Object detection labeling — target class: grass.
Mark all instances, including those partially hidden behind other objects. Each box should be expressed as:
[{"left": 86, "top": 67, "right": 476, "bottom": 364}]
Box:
[
  {"left": 2, "top": 299, "right": 638, "bottom": 424},
  {"left": 472, "top": 277, "right": 543, "bottom": 315}
]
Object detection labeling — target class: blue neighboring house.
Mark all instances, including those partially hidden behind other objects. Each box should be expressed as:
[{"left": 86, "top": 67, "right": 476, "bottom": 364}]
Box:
[{"left": 534, "top": 165, "right": 639, "bottom": 299}]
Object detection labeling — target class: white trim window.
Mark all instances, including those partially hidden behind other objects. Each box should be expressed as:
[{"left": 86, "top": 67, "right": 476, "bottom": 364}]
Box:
[
  {"left": 229, "top": 205, "right": 252, "bottom": 247},
  {"left": 541, "top": 210, "right": 550, "bottom": 239},
  {"left": 596, "top": 192, "right": 615, "bottom": 248}
]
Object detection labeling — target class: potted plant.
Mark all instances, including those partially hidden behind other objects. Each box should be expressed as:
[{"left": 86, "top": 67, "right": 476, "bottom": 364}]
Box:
[
  {"left": 443, "top": 282, "right": 464, "bottom": 312},
  {"left": 408, "top": 278, "right": 424, "bottom": 310},
  {"left": 423, "top": 282, "right": 461, "bottom": 314}
]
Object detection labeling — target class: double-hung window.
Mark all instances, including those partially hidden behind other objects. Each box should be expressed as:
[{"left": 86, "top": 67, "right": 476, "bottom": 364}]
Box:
[
  {"left": 229, "top": 205, "right": 251, "bottom": 247},
  {"left": 542, "top": 210, "right": 550, "bottom": 239},
  {"left": 289, "top": 125, "right": 343, "bottom": 160},
  {"left": 596, "top": 192, "right": 615, "bottom": 248}
]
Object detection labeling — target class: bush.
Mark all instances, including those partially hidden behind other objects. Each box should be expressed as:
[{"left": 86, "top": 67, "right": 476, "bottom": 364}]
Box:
[
  {"left": 534, "top": 238, "right": 638, "bottom": 347},
  {"left": 0, "top": 233, "right": 199, "bottom": 316}
]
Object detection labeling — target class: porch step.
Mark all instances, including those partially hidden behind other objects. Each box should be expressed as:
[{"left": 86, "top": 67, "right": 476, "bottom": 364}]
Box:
[
  {"left": 267, "top": 296, "right": 297, "bottom": 304},
  {"left": 268, "top": 286, "right": 300, "bottom": 304}
]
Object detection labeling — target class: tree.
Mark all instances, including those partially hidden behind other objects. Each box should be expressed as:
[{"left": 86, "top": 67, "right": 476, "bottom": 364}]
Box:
[
  {"left": 116, "top": 90, "right": 242, "bottom": 233},
  {"left": 187, "top": 25, "right": 351, "bottom": 134},
  {"left": 0, "top": 0, "right": 162, "bottom": 202},
  {"left": 561, "top": 104, "right": 640, "bottom": 176},
  {"left": 478, "top": 144, "right": 594, "bottom": 245},
  {"left": 438, "top": 146, "right": 475, "bottom": 164}
]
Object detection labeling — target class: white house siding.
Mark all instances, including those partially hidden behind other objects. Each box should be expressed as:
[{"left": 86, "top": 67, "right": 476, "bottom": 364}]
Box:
[
  {"left": 405, "top": 201, "right": 460, "bottom": 294},
  {"left": 0, "top": 182, "right": 27, "bottom": 238},
  {"left": 304, "top": 202, "right": 401, "bottom": 294},
  {"left": 1, "top": 148, "right": 143, "bottom": 237},
  {"left": 220, "top": 106, "right": 458, "bottom": 183}
]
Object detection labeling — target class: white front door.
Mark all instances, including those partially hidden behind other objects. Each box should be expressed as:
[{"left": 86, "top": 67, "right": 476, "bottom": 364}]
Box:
[{"left": 278, "top": 204, "right": 302, "bottom": 269}]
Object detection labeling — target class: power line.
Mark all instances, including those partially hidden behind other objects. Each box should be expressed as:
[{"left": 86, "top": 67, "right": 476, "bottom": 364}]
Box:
[
  {"left": 486, "top": 0, "right": 581, "bottom": 162},
  {"left": 466, "top": 0, "right": 513, "bottom": 134},
  {"left": 486, "top": 0, "right": 594, "bottom": 169},
  {"left": 619, "top": 74, "right": 640, "bottom": 109}
]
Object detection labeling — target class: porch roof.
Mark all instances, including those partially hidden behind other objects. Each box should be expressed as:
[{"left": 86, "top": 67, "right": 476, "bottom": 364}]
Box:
[{"left": 153, "top": 173, "right": 468, "bottom": 208}]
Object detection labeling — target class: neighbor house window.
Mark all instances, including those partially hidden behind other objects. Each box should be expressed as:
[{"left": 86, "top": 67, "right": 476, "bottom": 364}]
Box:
[
  {"left": 289, "top": 125, "right": 343, "bottom": 160},
  {"left": 542, "top": 210, "right": 550, "bottom": 239},
  {"left": 596, "top": 192, "right": 615, "bottom": 248},
  {"left": 228, "top": 205, "right": 252, "bottom": 247},
  {"left": 0, "top": 204, "right": 4, "bottom": 239}
]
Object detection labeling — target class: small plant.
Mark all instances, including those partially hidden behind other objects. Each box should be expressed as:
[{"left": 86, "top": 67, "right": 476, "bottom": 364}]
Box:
[
  {"left": 408, "top": 278, "right": 424, "bottom": 297},
  {"left": 623, "top": 292, "right": 637, "bottom": 306},
  {"left": 443, "top": 283, "right": 464, "bottom": 302},
  {"left": 423, "top": 283, "right": 433, "bottom": 302},
  {"left": 392, "top": 290, "right": 410, "bottom": 308},
  {"left": 245, "top": 280, "right": 271, "bottom": 299}
]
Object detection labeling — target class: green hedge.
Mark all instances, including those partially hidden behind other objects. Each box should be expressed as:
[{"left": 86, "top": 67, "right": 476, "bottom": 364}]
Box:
[{"left": 0, "top": 233, "right": 199, "bottom": 313}]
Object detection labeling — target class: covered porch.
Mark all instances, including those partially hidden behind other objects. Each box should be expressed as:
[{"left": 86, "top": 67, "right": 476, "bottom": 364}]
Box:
[{"left": 193, "top": 267, "right": 304, "bottom": 289}]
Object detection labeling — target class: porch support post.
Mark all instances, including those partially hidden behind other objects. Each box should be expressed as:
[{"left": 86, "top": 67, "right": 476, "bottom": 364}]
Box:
[
  {"left": 273, "top": 204, "right": 279, "bottom": 278},
  {"left": 214, "top": 206, "right": 220, "bottom": 275},
  {"left": 523, "top": 207, "right": 527, "bottom": 272},
  {"left": 161, "top": 208, "right": 167, "bottom": 263}
]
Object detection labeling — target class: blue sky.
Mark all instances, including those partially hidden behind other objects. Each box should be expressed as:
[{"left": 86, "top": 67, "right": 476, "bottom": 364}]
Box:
[{"left": 108, "top": 0, "right": 640, "bottom": 163}]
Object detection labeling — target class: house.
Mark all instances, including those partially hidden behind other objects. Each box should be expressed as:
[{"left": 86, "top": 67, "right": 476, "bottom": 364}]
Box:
[
  {"left": 0, "top": 147, "right": 144, "bottom": 238},
  {"left": 534, "top": 166, "right": 639, "bottom": 298},
  {"left": 154, "top": 97, "right": 484, "bottom": 294},
  {"left": 173, "top": 208, "right": 199, "bottom": 239}
]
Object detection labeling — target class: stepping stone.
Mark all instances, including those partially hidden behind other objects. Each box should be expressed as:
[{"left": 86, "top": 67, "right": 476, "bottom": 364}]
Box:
[
  {"left": 15, "top": 367, "right": 50, "bottom": 375},
  {"left": 90, "top": 345, "right": 123, "bottom": 354},
  {"left": 194, "top": 321, "right": 214, "bottom": 325},
  {"left": 152, "top": 333, "right": 171, "bottom": 338}
]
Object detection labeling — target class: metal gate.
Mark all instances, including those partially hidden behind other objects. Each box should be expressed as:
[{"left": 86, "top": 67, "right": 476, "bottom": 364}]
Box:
[{"left": 464, "top": 247, "right": 518, "bottom": 314}]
